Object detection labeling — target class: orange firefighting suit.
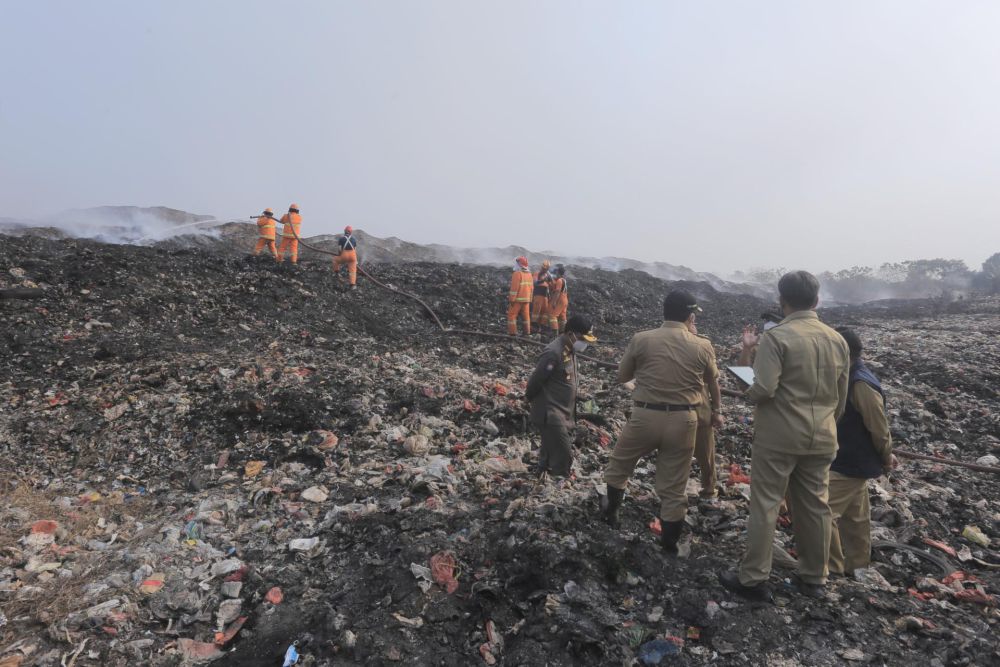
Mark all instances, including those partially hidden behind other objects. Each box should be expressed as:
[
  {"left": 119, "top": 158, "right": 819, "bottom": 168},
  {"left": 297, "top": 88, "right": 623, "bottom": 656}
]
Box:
[
  {"left": 531, "top": 269, "right": 550, "bottom": 326},
  {"left": 333, "top": 234, "right": 358, "bottom": 285},
  {"left": 507, "top": 268, "right": 534, "bottom": 335},
  {"left": 277, "top": 211, "right": 302, "bottom": 263},
  {"left": 547, "top": 276, "right": 568, "bottom": 332},
  {"left": 253, "top": 216, "right": 278, "bottom": 259}
]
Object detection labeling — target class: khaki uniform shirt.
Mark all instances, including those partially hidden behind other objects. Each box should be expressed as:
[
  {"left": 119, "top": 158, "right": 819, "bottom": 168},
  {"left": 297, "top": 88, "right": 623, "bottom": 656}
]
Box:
[
  {"left": 618, "top": 321, "right": 719, "bottom": 406},
  {"left": 746, "top": 310, "right": 850, "bottom": 454},
  {"left": 852, "top": 381, "right": 893, "bottom": 464},
  {"left": 526, "top": 336, "right": 578, "bottom": 426}
]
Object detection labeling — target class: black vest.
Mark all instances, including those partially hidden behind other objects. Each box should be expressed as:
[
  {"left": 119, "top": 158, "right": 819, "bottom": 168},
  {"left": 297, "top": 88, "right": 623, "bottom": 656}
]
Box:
[{"left": 831, "top": 361, "right": 885, "bottom": 479}]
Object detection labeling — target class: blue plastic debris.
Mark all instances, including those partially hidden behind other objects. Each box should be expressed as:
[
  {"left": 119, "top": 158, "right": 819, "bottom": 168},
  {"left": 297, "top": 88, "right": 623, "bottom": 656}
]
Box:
[{"left": 282, "top": 641, "right": 300, "bottom": 666}]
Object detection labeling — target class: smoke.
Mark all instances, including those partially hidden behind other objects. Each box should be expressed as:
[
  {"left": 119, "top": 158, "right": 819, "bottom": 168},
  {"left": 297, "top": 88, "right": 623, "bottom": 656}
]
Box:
[{"left": 1, "top": 206, "right": 229, "bottom": 245}]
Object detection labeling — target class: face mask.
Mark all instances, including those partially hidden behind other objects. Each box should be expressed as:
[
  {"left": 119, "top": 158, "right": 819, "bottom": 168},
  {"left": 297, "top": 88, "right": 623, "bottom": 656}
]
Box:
[{"left": 572, "top": 340, "right": 589, "bottom": 353}]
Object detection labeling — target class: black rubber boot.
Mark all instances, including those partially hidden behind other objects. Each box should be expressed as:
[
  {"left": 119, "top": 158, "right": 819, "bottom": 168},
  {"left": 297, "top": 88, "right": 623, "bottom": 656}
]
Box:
[
  {"left": 660, "top": 519, "right": 684, "bottom": 555},
  {"left": 603, "top": 486, "right": 625, "bottom": 529}
]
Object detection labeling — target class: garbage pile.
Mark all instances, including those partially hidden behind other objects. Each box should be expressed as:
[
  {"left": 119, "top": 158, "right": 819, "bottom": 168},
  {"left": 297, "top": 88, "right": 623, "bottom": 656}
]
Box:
[{"left": 1, "top": 234, "right": 997, "bottom": 666}]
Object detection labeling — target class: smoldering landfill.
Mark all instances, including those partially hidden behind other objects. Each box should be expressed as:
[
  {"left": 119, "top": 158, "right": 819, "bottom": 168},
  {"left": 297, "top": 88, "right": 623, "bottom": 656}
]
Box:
[{"left": 1, "top": 233, "right": 998, "bottom": 667}]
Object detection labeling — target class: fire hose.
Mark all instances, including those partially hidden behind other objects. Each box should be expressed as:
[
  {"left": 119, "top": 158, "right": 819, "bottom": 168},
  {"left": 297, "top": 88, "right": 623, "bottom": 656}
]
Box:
[{"left": 265, "top": 219, "right": 621, "bottom": 369}]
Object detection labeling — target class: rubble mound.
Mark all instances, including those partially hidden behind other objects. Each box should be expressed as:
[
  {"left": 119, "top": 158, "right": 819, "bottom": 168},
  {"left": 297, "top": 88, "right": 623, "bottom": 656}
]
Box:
[{"left": 1, "top": 234, "right": 998, "bottom": 666}]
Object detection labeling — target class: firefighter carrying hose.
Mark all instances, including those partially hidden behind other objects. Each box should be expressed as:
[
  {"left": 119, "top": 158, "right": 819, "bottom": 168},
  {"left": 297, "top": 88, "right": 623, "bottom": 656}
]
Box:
[
  {"left": 507, "top": 256, "right": 534, "bottom": 335},
  {"left": 333, "top": 225, "right": 359, "bottom": 288},
  {"left": 277, "top": 203, "right": 302, "bottom": 265},
  {"left": 251, "top": 208, "right": 279, "bottom": 260}
]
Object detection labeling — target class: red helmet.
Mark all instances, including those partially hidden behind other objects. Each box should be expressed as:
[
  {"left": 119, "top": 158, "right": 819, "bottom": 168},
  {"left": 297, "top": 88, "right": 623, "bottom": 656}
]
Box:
[
  {"left": 516, "top": 256, "right": 528, "bottom": 268},
  {"left": 344, "top": 225, "right": 353, "bottom": 234}
]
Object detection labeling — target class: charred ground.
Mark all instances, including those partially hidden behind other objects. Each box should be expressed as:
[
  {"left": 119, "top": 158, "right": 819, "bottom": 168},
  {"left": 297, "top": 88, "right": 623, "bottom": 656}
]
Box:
[{"left": 1, "top": 235, "right": 998, "bottom": 666}]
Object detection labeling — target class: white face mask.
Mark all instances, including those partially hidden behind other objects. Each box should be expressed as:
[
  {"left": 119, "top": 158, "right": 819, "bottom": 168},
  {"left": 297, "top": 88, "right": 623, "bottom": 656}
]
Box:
[{"left": 572, "top": 340, "right": 589, "bottom": 353}]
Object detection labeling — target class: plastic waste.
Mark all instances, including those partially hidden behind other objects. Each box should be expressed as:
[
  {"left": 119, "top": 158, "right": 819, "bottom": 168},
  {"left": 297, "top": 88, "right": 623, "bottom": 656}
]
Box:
[
  {"left": 962, "top": 525, "right": 991, "bottom": 547},
  {"left": 282, "top": 641, "right": 300, "bottom": 666}
]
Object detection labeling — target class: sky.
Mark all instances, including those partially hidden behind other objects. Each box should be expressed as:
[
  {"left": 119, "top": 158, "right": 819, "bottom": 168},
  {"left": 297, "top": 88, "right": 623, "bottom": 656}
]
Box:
[{"left": 2, "top": 1, "right": 1000, "bottom": 275}]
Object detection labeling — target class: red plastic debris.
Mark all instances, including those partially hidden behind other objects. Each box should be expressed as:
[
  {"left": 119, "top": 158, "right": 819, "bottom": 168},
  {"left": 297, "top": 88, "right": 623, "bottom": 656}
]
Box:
[
  {"left": 30, "top": 520, "right": 59, "bottom": 535},
  {"left": 942, "top": 571, "right": 968, "bottom": 585},
  {"left": 214, "top": 616, "right": 248, "bottom": 645},
  {"left": 430, "top": 551, "right": 460, "bottom": 594},
  {"left": 649, "top": 517, "right": 662, "bottom": 535},
  {"left": 265, "top": 587, "right": 284, "bottom": 604},
  {"left": 725, "top": 464, "right": 751, "bottom": 486},
  {"left": 451, "top": 442, "right": 469, "bottom": 454},
  {"left": 921, "top": 538, "right": 957, "bottom": 557},
  {"left": 462, "top": 399, "right": 480, "bottom": 412},
  {"left": 224, "top": 565, "right": 249, "bottom": 582},
  {"left": 493, "top": 383, "right": 508, "bottom": 396}
]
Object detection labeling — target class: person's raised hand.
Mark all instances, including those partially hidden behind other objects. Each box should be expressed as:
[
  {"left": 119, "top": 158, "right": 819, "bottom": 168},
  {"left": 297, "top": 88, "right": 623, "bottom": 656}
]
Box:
[{"left": 741, "top": 324, "right": 759, "bottom": 350}]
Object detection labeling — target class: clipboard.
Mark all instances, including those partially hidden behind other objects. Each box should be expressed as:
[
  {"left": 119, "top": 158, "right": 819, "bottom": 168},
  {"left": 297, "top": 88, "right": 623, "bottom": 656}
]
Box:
[{"left": 726, "top": 366, "right": 755, "bottom": 388}]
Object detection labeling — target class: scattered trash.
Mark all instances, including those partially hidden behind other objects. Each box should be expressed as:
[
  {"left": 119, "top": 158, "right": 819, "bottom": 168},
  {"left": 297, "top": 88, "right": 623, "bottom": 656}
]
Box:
[
  {"left": 244, "top": 460, "right": 266, "bottom": 478},
  {"left": 2, "top": 233, "right": 1000, "bottom": 665},
  {"left": 282, "top": 641, "right": 300, "bottom": 666},
  {"left": 430, "top": 551, "right": 460, "bottom": 594},
  {"left": 962, "top": 525, "right": 991, "bottom": 547},
  {"left": 138, "top": 573, "right": 165, "bottom": 594},
  {"left": 853, "top": 567, "right": 893, "bottom": 590},
  {"left": 300, "top": 486, "right": 329, "bottom": 503}
]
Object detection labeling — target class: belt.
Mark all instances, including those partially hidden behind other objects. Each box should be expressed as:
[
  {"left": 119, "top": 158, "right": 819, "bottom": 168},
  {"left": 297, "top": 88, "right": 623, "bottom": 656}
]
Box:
[{"left": 633, "top": 401, "right": 696, "bottom": 412}]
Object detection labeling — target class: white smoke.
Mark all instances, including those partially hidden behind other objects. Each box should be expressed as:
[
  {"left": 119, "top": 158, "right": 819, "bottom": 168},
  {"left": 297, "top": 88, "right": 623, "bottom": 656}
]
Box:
[{"left": 1, "top": 206, "right": 230, "bottom": 245}]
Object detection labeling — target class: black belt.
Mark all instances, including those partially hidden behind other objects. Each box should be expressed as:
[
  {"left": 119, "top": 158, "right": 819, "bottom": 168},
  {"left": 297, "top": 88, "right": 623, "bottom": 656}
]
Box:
[{"left": 633, "top": 401, "right": 696, "bottom": 412}]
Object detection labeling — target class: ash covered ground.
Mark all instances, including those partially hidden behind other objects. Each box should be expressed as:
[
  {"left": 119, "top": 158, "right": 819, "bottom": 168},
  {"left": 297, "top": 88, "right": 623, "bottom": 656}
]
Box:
[{"left": 1, "top": 234, "right": 998, "bottom": 666}]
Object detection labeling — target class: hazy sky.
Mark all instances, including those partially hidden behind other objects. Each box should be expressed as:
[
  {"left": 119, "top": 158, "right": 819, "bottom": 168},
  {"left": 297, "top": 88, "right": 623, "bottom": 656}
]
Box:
[{"left": 3, "top": 1, "right": 1000, "bottom": 275}]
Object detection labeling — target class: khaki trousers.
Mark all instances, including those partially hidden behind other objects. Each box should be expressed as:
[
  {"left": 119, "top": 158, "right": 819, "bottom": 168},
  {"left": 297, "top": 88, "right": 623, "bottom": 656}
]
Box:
[
  {"left": 693, "top": 420, "right": 717, "bottom": 497},
  {"left": 604, "top": 408, "right": 698, "bottom": 521},
  {"left": 537, "top": 421, "right": 572, "bottom": 477},
  {"left": 738, "top": 447, "right": 834, "bottom": 586},
  {"left": 828, "top": 472, "right": 871, "bottom": 574}
]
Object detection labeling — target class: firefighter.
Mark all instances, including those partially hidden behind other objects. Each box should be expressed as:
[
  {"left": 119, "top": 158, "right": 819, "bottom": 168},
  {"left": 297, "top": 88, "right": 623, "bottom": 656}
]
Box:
[
  {"left": 277, "top": 204, "right": 302, "bottom": 265},
  {"left": 507, "top": 256, "right": 534, "bottom": 335},
  {"left": 546, "top": 264, "right": 569, "bottom": 334},
  {"left": 333, "top": 225, "right": 359, "bottom": 288},
  {"left": 531, "top": 260, "right": 552, "bottom": 333},
  {"left": 252, "top": 208, "right": 278, "bottom": 260}
]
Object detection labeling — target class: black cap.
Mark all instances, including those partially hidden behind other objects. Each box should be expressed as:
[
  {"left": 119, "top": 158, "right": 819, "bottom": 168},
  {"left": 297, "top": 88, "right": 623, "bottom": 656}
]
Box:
[
  {"left": 565, "top": 314, "right": 597, "bottom": 342},
  {"left": 663, "top": 290, "right": 702, "bottom": 321}
]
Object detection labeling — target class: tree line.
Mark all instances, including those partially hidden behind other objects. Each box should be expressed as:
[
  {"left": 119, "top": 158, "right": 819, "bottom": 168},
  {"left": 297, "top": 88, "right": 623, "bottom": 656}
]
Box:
[{"left": 732, "top": 253, "right": 1000, "bottom": 303}]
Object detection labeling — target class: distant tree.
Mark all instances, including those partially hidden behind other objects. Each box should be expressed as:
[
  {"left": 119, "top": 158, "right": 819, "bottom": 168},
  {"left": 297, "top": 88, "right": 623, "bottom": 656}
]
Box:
[
  {"left": 982, "top": 252, "right": 1000, "bottom": 279},
  {"left": 978, "top": 252, "right": 1000, "bottom": 294},
  {"left": 743, "top": 267, "right": 786, "bottom": 285},
  {"left": 876, "top": 262, "right": 908, "bottom": 282}
]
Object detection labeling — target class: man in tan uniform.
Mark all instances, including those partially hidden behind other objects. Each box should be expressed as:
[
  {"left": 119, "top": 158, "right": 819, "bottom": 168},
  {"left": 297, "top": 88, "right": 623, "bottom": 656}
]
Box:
[
  {"left": 828, "top": 327, "right": 896, "bottom": 575},
  {"left": 603, "top": 290, "right": 723, "bottom": 554},
  {"left": 720, "top": 271, "right": 849, "bottom": 601},
  {"left": 688, "top": 321, "right": 720, "bottom": 500}
]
